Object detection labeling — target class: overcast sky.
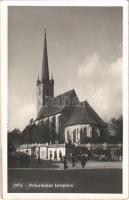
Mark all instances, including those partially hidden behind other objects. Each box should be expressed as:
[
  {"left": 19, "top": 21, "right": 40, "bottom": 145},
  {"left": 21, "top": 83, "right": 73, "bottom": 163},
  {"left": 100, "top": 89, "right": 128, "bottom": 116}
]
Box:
[{"left": 8, "top": 6, "right": 122, "bottom": 131}]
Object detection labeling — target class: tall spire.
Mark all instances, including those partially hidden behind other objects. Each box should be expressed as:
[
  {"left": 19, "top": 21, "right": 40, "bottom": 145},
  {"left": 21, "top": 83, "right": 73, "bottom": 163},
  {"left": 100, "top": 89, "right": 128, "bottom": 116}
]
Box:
[
  {"left": 41, "top": 28, "right": 49, "bottom": 81},
  {"left": 51, "top": 73, "right": 53, "bottom": 80},
  {"left": 38, "top": 74, "right": 39, "bottom": 81}
]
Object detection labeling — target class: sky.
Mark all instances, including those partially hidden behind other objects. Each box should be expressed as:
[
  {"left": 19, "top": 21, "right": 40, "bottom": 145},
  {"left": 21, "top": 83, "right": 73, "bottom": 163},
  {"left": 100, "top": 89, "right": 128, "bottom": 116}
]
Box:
[{"left": 8, "top": 6, "right": 122, "bottom": 131}]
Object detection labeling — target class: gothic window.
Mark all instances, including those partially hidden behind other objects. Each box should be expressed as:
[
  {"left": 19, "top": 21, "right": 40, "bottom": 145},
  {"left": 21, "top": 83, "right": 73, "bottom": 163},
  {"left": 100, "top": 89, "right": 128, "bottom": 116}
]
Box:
[
  {"left": 84, "top": 127, "right": 87, "bottom": 138},
  {"left": 96, "top": 128, "right": 101, "bottom": 137},
  {"left": 46, "top": 118, "right": 49, "bottom": 127},
  {"left": 67, "top": 131, "right": 70, "bottom": 142},
  {"left": 73, "top": 129, "right": 76, "bottom": 143},
  {"left": 77, "top": 128, "right": 78, "bottom": 136},
  {"left": 90, "top": 130, "right": 92, "bottom": 138},
  {"left": 80, "top": 128, "right": 83, "bottom": 143}
]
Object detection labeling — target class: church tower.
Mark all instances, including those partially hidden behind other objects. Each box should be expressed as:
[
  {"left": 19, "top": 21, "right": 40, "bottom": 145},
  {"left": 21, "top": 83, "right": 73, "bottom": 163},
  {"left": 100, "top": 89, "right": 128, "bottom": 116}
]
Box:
[{"left": 37, "top": 30, "right": 54, "bottom": 114}]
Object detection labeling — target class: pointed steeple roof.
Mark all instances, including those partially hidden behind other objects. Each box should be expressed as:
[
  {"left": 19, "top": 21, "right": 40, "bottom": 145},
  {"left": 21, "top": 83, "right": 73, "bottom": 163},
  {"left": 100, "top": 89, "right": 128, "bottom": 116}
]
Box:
[{"left": 41, "top": 29, "right": 49, "bottom": 81}]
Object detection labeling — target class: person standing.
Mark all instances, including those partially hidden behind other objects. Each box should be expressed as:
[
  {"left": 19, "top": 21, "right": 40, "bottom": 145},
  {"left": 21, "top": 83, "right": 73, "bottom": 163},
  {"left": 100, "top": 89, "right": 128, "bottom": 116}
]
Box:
[
  {"left": 59, "top": 152, "right": 63, "bottom": 162},
  {"left": 49, "top": 151, "right": 52, "bottom": 162},
  {"left": 38, "top": 154, "right": 41, "bottom": 164},
  {"left": 37, "top": 147, "right": 41, "bottom": 164},
  {"left": 63, "top": 156, "right": 68, "bottom": 170},
  {"left": 71, "top": 154, "right": 75, "bottom": 167},
  {"left": 80, "top": 154, "right": 86, "bottom": 168}
]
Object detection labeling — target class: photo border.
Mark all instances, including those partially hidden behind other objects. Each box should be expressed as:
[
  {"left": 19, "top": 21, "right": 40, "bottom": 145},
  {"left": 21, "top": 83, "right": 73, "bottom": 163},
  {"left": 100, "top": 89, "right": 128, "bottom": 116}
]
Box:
[{"left": 1, "top": 0, "right": 128, "bottom": 199}]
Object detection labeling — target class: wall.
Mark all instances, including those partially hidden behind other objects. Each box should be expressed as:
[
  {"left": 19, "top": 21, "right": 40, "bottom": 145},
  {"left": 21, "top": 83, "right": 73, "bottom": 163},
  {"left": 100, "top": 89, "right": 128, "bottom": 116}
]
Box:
[
  {"left": 47, "top": 146, "right": 65, "bottom": 160},
  {"left": 65, "top": 124, "right": 93, "bottom": 144},
  {"left": 40, "top": 146, "right": 48, "bottom": 159},
  {"left": 17, "top": 143, "right": 122, "bottom": 161},
  {"left": 17, "top": 144, "right": 66, "bottom": 160},
  {"left": 36, "top": 114, "right": 61, "bottom": 134}
]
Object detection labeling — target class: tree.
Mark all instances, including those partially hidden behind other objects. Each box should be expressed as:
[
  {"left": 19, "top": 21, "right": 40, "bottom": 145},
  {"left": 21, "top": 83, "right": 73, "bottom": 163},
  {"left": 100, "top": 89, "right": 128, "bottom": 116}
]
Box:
[
  {"left": 8, "top": 128, "right": 21, "bottom": 146},
  {"left": 21, "top": 123, "right": 50, "bottom": 144},
  {"left": 36, "top": 122, "right": 50, "bottom": 143},
  {"left": 49, "top": 116, "right": 56, "bottom": 143},
  {"left": 108, "top": 115, "right": 123, "bottom": 143}
]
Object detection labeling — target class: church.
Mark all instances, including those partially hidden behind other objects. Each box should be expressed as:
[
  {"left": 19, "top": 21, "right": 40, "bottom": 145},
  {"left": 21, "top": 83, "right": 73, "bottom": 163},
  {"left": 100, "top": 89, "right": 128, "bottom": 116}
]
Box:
[
  {"left": 15, "top": 31, "right": 122, "bottom": 161},
  {"left": 35, "top": 30, "right": 106, "bottom": 146}
]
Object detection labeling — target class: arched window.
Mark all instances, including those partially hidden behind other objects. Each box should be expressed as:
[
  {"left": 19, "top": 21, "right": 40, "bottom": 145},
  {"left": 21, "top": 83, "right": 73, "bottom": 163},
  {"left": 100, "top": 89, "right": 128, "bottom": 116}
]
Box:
[
  {"left": 90, "top": 130, "right": 92, "bottom": 138},
  {"left": 84, "top": 127, "right": 87, "bottom": 137},
  {"left": 77, "top": 128, "right": 78, "bottom": 140},
  {"left": 73, "top": 129, "right": 76, "bottom": 143},
  {"left": 67, "top": 130, "right": 70, "bottom": 142},
  {"left": 80, "top": 128, "right": 83, "bottom": 144},
  {"left": 96, "top": 128, "right": 101, "bottom": 137}
]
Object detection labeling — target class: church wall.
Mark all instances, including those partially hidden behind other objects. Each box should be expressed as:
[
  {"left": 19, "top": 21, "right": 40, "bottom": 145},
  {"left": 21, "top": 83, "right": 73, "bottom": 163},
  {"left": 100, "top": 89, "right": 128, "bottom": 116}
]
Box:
[
  {"left": 58, "top": 114, "right": 67, "bottom": 143},
  {"left": 35, "top": 113, "right": 63, "bottom": 143},
  {"left": 60, "top": 92, "right": 79, "bottom": 143},
  {"left": 65, "top": 124, "right": 93, "bottom": 144}
]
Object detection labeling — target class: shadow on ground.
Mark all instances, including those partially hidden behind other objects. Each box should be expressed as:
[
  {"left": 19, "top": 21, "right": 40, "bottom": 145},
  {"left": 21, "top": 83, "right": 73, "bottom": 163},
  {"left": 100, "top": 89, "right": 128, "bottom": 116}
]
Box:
[{"left": 9, "top": 156, "right": 60, "bottom": 168}]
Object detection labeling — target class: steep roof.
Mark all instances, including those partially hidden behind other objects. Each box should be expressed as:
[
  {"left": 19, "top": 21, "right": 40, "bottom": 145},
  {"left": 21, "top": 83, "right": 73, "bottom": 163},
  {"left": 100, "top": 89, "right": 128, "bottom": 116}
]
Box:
[
  {"left": 65, "top": 101, "right": 105, "bottom": 127},
  {"left": 41, "top": 29, "right": 49, "bottom": 81},
  {"left": 36, "top": 89, "right": 79, "bottom": 120}
]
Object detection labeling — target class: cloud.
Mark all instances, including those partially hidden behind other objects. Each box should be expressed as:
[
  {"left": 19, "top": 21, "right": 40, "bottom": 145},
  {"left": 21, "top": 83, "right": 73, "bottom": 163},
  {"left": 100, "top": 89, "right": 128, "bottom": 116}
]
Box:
[
  {"left": 78, "top": 53, "right": 100, "bottom": 78},
  {"left": 8, "top": 97, "right": 36, "bottom": 131},
  {"left": 76, "top": 53, "right": 122, "bottom": 121}
]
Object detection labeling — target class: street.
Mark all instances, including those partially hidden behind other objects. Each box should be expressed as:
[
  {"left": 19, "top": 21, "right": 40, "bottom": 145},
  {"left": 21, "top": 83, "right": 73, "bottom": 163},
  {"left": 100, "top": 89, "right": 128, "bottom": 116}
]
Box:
[{"left": 8, "top": 168, "right": 122, "bottom": 193}]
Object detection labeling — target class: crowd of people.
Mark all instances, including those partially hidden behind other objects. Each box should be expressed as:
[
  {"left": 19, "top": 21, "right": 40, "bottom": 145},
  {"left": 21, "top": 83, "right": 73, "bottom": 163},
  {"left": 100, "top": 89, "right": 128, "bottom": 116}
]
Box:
[{"left": 63, "top": 153, "right": 88, "bottom": 170}]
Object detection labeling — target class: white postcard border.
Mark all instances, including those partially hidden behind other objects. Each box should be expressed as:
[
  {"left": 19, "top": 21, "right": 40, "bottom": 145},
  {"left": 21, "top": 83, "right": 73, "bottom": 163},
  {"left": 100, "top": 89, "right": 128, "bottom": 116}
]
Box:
[{"left": 1, "top": 0, "right": 128, "bottom": 199}]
